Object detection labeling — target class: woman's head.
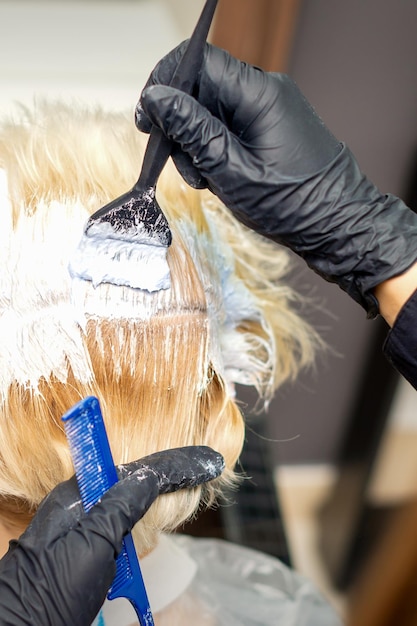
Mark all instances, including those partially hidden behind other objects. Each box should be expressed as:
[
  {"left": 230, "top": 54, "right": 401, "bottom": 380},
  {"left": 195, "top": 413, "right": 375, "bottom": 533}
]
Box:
[{"left": 0, "top": 101, "right": 319, "bottom": 553}]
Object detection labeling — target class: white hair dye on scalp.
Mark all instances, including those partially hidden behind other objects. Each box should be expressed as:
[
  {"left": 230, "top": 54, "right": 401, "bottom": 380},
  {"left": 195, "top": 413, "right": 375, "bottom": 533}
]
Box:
[
  {"left": 0, "top": 154, "right": 279, "bottom": 406},
  {"left": 0, "top": 171, "right": 225, "bottom": 402},
  {"left": 0, "top": 187, "right": 92, "bottom": 398},
  {"left": 0, "top": 174, "right": 179, "bottom": 401}
]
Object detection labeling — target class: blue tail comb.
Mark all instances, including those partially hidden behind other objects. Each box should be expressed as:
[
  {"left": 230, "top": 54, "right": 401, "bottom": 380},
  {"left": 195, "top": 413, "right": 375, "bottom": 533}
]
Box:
[{"left": 62, "top": 396, "right": 154, "bottom": 626}]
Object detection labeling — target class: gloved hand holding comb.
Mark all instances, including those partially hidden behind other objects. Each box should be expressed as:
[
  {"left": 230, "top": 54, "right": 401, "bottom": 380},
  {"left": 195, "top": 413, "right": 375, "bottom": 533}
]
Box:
[{"left": 0, "top": 446, "right": 224, "bottom": 626}]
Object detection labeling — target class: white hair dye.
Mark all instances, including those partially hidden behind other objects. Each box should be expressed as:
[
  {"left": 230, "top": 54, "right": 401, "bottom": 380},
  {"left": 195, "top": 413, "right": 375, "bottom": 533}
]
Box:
[
  {"left": 175, "top": 218, "right": 276, "bottom": 395},
  {"left": 0, "top": 175, "right": 177, "bottom": 400},
  {"left": 0, "top": 158, "right": 275, "bottom": 402},
  {"left": 69, "top": 226, "right": 171, "bottom": 291},
  {"left": 0, "top": 183, "right": 93, "bottom": 398}
]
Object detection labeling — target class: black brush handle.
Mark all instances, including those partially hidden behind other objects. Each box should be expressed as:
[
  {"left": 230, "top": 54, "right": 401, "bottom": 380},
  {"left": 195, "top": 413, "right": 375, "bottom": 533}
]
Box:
[
  {"left": 135, "top": 0, "right": 218, "bottom": 191},
  {"left": 170, "top": 0, "right": 218, "bottom": 93}
]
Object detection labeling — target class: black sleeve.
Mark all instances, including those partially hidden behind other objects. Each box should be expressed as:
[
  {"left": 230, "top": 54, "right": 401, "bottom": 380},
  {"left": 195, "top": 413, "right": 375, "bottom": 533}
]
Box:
[{"left": 383, "top": 288, "right": 417, "bottom": 390}]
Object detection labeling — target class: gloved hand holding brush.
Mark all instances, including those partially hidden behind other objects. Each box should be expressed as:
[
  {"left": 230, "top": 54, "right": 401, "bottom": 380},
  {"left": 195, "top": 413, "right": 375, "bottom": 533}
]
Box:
[
  {"left": 0, "top": 446, "right": 224, "bottom": 626},
  {"left": 136, "top": 42, "right": 417, "bottom": 319}
]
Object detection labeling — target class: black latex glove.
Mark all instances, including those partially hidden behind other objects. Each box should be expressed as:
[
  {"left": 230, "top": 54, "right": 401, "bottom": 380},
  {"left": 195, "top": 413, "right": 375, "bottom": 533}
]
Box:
[
  {"left": 0, "top": 446, "right": 224, "bottom": 626},
  {"left": 136, "top": 42, "right": 417, "bottom": 317}
]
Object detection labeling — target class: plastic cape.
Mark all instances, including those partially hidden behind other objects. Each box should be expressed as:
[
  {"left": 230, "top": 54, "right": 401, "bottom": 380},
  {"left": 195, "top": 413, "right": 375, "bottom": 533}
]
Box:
[{"left": 92, "top": 534, "right": 343, "bottom": 626}]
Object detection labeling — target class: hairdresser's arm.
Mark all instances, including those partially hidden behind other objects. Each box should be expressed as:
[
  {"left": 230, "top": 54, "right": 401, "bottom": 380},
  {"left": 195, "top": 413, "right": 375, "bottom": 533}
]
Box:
[
  {"left": 136, "top": 43, "right": 417, "bottom": 322},
  {"left": 374, "top": 265, "right": 417, "bottom": 389},
  {"left": 0, "top": 446, "right": 224, "bottom": 626},
  {"left": 374, "top": 262, "right": 417, "bottom": 326}
]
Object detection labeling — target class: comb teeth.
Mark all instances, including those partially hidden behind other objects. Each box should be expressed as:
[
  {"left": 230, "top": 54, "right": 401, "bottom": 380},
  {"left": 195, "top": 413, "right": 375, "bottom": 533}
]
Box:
[
  {"left": 113, "top": 544, "right": 134, "bottom": 587},
  {"left": 63, "top": 396, "right": 118, "bottom": 511}
]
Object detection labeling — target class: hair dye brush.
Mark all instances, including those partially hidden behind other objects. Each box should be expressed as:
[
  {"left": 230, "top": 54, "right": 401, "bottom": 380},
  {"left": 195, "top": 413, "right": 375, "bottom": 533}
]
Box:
[{"left": 69, "top": 0, "right": 218, "bottom": 293}]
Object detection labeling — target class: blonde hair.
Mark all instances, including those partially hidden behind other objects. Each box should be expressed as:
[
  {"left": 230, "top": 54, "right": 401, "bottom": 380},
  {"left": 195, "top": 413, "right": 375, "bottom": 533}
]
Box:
[{"left": 0, "top": 101, "right": 320, "bottom": 553}]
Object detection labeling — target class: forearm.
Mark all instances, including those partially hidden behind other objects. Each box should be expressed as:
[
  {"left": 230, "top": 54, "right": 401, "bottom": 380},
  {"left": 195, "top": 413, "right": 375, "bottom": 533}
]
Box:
[{"left": 374, "top": 261, "right": 417, "bottom": 326}]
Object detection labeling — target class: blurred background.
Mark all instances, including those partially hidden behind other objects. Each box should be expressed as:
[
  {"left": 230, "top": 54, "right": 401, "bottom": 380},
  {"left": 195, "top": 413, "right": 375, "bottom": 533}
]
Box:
[{"left": 2, "top": 1, "right": 417, "bottom": 624}]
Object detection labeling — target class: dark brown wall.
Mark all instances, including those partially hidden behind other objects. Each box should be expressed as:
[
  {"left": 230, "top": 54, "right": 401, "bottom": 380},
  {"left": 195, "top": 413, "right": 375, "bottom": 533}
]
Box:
[{"left": 240, "top": 0, "right": 417, "bottom": 464}]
